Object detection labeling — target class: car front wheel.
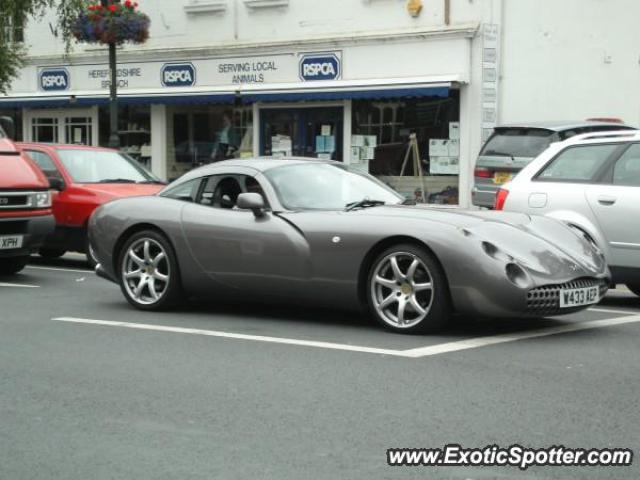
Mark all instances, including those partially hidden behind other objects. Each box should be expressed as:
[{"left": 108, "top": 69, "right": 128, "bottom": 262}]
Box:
[
  {"left": 0, "top": 256, "right": 29, "bottom": 275},
  {"left": 367, "top": 244, "right": 451, "bottom": 334},
  {"left": 118, "top": 230, "right": 182, "bottom": 310}
]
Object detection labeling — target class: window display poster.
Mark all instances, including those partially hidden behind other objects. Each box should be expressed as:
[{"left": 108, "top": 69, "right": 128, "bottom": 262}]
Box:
[
  {"left": 364, "top": 135, "right": 377, "bottom": 147},
  {"left": 430, "top": 156, "right": 460, "bottom": 175},
  {"left": 321, "top": 125, "right": 332, "bottom": 136},
  {"left": 449, "top": 122, "right": 460, "bottom": 140},
  {"left": 316, "top": 135, "right": 335, "bottom": 153},
  {"left": 429, "top": 139, "right": 449, "bottom": 157},
  {"left": 351, "top": 146, "right": 361, "bottom": 162},
  {"left": 351, "top": 135, "right": 365, "bottom": 147},
  {"left": 363, "top": 146, "right": 376, "bottom": 160},
  {"left": 448, "top": 139, "right": 460, "bottom": 157},
  {"left": 325, "top": 135, "right": 335, "bottom": 153},
  {"left": 271, "top": 135, "right": 292, "bottom": 156}
]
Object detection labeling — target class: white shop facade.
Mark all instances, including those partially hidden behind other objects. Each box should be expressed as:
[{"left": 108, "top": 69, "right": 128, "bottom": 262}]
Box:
[{"left": 1, "top": 25, "right": 484, "bottom": 206}]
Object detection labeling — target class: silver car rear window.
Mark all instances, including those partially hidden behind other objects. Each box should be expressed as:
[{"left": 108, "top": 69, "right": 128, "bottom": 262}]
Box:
[{"left": 480, "top": 128, "right": 556, "bottom": 158}]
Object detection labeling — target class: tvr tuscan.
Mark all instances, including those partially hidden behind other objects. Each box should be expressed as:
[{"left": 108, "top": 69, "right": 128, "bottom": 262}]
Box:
[{"left": 90, "top": 158, "right": 610, "bottom": 334}]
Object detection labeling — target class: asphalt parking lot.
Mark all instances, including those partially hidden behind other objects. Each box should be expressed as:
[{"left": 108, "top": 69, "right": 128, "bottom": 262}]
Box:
[{"left": 1, "top": 255, "right": 639, "bottom": 480}]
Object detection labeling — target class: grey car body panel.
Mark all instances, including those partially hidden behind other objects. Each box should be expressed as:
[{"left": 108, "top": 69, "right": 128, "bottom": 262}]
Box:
[{"left": 89, "top": 159, "right": 609, "bottom": 317}]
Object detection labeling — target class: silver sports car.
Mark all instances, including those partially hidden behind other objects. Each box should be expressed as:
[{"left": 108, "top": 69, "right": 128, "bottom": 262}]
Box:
[{"left": 89, "top": 158, "right": 610, "bottom": 334}]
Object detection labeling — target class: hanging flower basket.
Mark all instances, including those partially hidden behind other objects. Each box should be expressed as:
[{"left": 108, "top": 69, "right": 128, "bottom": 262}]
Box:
[{"left": 72, "top": 1, "right": 150, "bottom": 45}]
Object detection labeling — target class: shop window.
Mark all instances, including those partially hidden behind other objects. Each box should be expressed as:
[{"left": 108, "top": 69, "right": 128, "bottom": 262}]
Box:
[
  {"left": 351, "top": 92, "right": 460, "bottom": 205},
  {"left": 165, "top": 105, "right": 253, "bottom": 181},
  {"left": 0, "top": 108, "right": 23, "bottom": 140},
  {"left": 98, "top": 105, "right": 151, "bottom": 168}
]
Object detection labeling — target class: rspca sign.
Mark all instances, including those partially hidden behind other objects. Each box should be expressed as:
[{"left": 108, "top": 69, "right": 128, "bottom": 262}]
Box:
[
  {"left": 39, "top": 68, "right": 70, "bottom": 91},
  {"left": 161, "top": 63, "right": 196, "bottom": 87},
  {"left": 299, "top": 54, "right": 340, "bottom": 81}
]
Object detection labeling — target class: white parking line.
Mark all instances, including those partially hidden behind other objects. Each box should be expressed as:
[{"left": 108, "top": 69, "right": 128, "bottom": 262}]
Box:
[
  {"left": 0, "top": 282, "right": 39, "bottom": 288},
  {"left": 26, "top": 265, "right": 92, "bottom": 274},
  {"left": 401, "top": 315, "right": 640, "bottom": 358},
  {"left": 51, "top": 317, "right": 405, "bottom": 356},
  {"left": 589, "top": 307, "right": 639, "bottom": 316},
  {"left": 52, "top": 314, "right": 640, "bottom": 359}
]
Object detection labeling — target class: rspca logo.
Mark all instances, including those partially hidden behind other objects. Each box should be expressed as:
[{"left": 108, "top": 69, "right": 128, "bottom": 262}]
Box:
[
  {"left": 299, "top": 54, "right": 340, "bottom": 81},
  {"left": 161, "top": 63, "right": 196, "bottom": 87},
  {"left": 40, "top": 68, "right": 70, "bottom": 91}
]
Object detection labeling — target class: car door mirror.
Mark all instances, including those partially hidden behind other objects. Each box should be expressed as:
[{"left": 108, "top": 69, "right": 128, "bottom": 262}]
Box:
[
  {"left": 236, "top": 192, "right": 265, "bottom": 217},
  {"left": 48, "top": 177, "right": 66, "bottom": 191},
  {"left": 0, "top": 116, "right": 15, "bottom": 139}
]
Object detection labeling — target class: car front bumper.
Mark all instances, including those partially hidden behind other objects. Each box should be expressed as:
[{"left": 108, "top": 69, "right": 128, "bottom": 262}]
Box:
[{"left": 0, "top": 214, "right": 55, "bottom": 258}]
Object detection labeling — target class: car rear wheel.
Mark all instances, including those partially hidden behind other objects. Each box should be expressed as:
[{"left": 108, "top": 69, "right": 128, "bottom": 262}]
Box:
[
  {"left": 39, "top": 248, "right": 66, "bottom": 259},
  {"left": 626, "top": 283, "right": 640, "bottom": 298},
  {"left": 367, "top": 244, "right": 451, "bottom": 334},
  {"left": 118, "top": 230, "right": 182, "bottom": 310},
  {"left": 0, "top": 256, "right": 29, "bottom": 275}
]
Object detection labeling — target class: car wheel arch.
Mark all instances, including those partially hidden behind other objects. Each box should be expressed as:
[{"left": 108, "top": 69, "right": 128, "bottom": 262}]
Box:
[
  {"left": 543, "top": 210, "right": 609, "bottom": 254},
  {"left": 112, "top": 223, "right": 176, "bottom": 274},
  {"left": 357, "top": 235, "right": 452, "bottom": 310}
]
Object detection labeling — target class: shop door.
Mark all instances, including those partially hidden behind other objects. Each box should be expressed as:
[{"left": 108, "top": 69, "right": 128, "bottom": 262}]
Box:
[
  {"left": 25, "top": 109, "right": 97, "bottom": 146},
  {"left": 260, "top": 107, "right": 343, "bottom": 161}
]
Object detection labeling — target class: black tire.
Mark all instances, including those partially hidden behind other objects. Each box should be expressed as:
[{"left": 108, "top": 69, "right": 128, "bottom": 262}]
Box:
[
  {"left": 39, "top": 248, "right": 66, "bottom": 259},
  {"left": 366, "top": 243, "right": 451, "bottom": 334},
  {"left": 85, "top": 237, "right": 98, "bottom": 269},
  {"left": 117, "top": 229, "right": 182, "bottom": 310},
  {"left": 626, "top": 283, "right": 640, "bottom": 298},
  {"left": 0, "top": 256, "right": 29, "bottom": 275}
]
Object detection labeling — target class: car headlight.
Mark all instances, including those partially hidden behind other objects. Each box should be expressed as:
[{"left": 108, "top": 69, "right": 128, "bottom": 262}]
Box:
[{"left": 34, "top": 191, "right": 52, "bottom": 208}]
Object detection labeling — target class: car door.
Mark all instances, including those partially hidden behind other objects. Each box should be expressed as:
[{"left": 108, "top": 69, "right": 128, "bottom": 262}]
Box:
[
  {"left": 180, "top": 173, "right": 312, "bottom": 296},
  {"left": 585, "top": 143, "right": 640, "bottom": 268},
  {"left": 23, "top": 148, "right": 71, "bottom": 225}
]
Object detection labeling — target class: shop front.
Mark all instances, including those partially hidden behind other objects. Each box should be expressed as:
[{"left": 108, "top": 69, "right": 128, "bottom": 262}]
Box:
[{"left": 1, "top": 27, "right": 475, "bottom": 205}]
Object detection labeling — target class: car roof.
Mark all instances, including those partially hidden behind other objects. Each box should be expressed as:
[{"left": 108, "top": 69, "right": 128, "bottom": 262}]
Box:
[
  {"left": 495, "top": 120, "right": 635, "bottom": 132},
  {"left": 194, "top": 157, "right": 340, "bottom": 174}
]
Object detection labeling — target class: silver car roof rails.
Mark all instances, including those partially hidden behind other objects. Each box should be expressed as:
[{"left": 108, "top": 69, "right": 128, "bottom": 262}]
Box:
[{"left": 568, "top": 130, "right": 640, "bottom": 144}]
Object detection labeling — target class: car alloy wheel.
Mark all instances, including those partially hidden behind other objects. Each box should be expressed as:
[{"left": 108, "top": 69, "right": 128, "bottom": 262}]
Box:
[
  {"left": 367, "top": 244, "right": 450, "bottom": 333},
  {"left": 119, "top": 230, "right": 181, "bottom": 309}
]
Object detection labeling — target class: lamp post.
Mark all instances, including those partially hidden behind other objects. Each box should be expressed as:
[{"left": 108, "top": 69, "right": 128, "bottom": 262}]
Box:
[{"left": 101, "top": 0, "right": 120, "bottom": 148}]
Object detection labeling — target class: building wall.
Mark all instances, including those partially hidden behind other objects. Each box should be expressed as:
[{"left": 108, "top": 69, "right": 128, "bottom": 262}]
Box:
[{"left": 500, "top": 0, "right": 640, "bottom": 126}]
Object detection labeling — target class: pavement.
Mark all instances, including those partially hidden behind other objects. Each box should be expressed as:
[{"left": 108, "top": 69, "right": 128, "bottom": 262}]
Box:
[{"left": 0, "top": 254, "right": 639, "bottom": 480}]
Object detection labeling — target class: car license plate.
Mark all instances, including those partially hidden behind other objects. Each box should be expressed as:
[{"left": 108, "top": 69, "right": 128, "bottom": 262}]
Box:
[
  {"left": 559, "top": 286, "right": 600, "bottom": 308},
  {"left": 493, "top": 172, "right": 513, "bottom": 184},
  {"left": 0, "top": 235, "right": 23, "bottom": 250}
]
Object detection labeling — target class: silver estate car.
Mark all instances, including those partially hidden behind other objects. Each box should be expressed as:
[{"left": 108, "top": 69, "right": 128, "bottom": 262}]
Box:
[
  {"left": 472, "top": 121, "right": 636, "bottom": 209},
  {"left": 497, "top": 129, "right": 640, "bottom": 296}
]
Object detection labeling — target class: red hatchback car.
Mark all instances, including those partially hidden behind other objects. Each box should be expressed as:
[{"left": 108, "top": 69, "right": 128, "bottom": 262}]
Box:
[{"left": 19, "top": 143, "right": 165, "bottom": 266}]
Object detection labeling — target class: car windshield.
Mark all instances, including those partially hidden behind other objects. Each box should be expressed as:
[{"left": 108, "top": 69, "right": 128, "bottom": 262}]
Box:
[
  {"left": 56, "top": 149, "right": 157, "bottom": 183},
  {"left": 264, "top": 163, "right": 402, "bottom": 210},
  {"left": 480, "top": 128, "right": 557, "bottom": 158}
]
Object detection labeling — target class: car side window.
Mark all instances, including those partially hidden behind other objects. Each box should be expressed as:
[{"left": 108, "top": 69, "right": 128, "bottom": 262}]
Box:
[
  {"left": 536, "top": 144, "right": 619, "bottom": 183},
  {"left": 198, "top": 174, "right": 268, "bottom": 209},
  {"left": 25, "top": 150, "right": 63, "bottom": 180},
  {"left": 612, "top": 144, "right": 640, "bottom": 187},
  {"left": 161, "top": 178, "right": 201, "bottom": 202}
]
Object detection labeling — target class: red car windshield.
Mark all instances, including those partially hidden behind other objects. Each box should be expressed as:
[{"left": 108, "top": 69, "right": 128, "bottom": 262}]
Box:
[{"left": 56, "top": 149, "right": 156, "bottom": 183}]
